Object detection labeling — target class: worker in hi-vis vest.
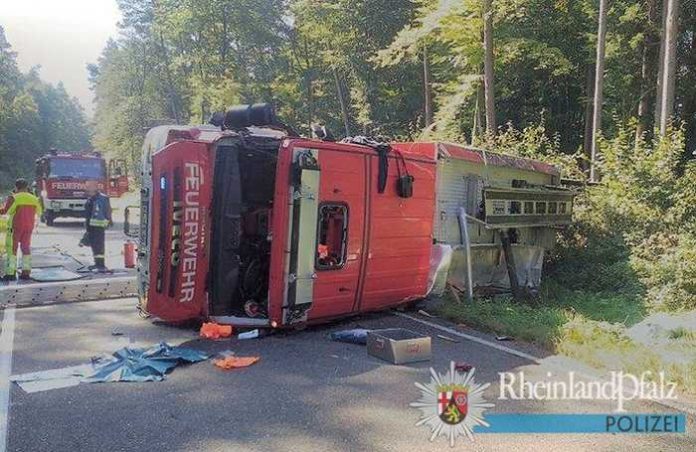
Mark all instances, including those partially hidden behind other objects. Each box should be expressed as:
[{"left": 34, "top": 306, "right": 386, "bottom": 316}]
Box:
[
  {"left": 83, "top": 180, "right": 112, "bottom": 271},
  {"left": 1, "top": 178, "right": 42, "bottom": 281}
]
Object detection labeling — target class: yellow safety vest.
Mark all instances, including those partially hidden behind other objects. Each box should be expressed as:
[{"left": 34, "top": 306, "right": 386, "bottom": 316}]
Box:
[{"left": 6, "top": 191, "right": 42, "bottom": 224}]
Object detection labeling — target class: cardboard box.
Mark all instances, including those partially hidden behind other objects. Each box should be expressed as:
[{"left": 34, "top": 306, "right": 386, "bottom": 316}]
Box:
[{"left": 367, "top": 328, "right": 432, "bottom": 364}]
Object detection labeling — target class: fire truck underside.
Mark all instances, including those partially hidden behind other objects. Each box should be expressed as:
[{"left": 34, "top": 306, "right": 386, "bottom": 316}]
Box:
[{"left": 209, "top": 136, "right": 280, "bottom": 318}]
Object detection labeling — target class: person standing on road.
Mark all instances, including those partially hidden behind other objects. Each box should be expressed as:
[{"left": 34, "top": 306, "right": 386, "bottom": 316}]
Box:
[
  {"left": 83, "top": 180, "right": 112, "bottom": 272},
  {"left": 0, "top": 178, "right": 42, "bottom": 281}
]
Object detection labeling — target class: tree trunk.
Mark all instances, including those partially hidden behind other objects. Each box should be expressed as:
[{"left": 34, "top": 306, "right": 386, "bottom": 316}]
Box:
[
  {"left": 583, "top": 64, "right": 594, "bottom": 167},
  {"left": 590, "top": 0, "right": 608, "bottom": 183},
  {"left": 482, "top": 0, "right": 496, "bottom": 135},
  {"left": 636, "top": 0, "right": 657, "bottom": 145},
  {"left": 681, "top": 17, "right": 696, "bottom": 160},
  {"left": 659, "top": 0, "right": 680, "bottom": 136},
  {"left": 306, "top": 71, "right": 314, "bottom": 135},
  {"left": 333, "top": 67, "right": 351, "bottom": 137},
  {"left": 158, "top": 32, "right": 181, "bottom": 124},
  {"left": 635, "top": 42, "right": 650, "bottom": 145},
  {"left": 654, "top": 0, "right": 669, "bottom": 127},
  {"left": 423, "top": 44, "right": 434, "bottom": 128},
  {"left": 472, "top": 82, "right": 484, "bottom": 144}
]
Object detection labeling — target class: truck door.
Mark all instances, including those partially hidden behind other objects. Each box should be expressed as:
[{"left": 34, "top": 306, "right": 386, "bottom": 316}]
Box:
[
  {"left": 309, "top": 147, "right": 366, "bottom": 320},
  {"left": 281, "top": 144, "right": 367, "bottom": 324},
  {"left": 144, "top": 141, "right": 211, "bottom": 322},
  {"left": 357, "top": 153, "right": 436, "bottom": 311},
  {"left": 108, "top": 159, "right": 128, "bottom": 197}
]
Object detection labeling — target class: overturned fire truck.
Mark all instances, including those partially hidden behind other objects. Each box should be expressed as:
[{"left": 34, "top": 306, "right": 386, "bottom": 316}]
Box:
[{"left": 134, "top": 104, "right": 574, "bottom": 327}]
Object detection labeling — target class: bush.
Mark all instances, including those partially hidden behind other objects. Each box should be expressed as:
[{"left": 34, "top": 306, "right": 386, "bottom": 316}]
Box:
[
  {"left": 634, "top": 233, "right": 696, "bottom": 311},
  {"left": 572, "top": 125, "right": 695, "bottom": 312}
]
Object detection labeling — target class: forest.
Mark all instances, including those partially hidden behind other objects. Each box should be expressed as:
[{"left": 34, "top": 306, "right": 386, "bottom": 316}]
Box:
[
  {"left": 0, "top": 27, "right": 91, "bottom": 189},
  {"left": 84, "top": 0, "right": 696, "bottom": 166}
]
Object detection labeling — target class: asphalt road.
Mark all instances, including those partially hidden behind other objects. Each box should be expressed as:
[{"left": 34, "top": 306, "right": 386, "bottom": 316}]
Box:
[
  {"left": 4, "top": 298, "right": 695, "bottom": 451},
  {"left": 30, "top": 195, "right": 133, "bottom": 271}
]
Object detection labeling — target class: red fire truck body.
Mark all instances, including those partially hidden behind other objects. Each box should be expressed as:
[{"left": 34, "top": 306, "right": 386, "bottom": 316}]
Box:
[
  {"left": 36, "top": 152, "right": 107, "bottom": 225},
  {"left": 138, "top": 126, "right": 437, "bottom": 326},
  {"left": 35, "top": 152, "right": 129, "bottom": 225},
  {"left": 137, "top": 119, "right": 571, "bottom": 328}
]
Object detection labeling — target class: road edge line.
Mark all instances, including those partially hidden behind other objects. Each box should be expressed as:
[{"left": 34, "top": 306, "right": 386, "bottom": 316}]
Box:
[
  {"left": 0, "top": 305, "right": 16, "bottom": 452},
  {"left": 395, "top": 311, "right": 696, "bottom": 417},
  {"left": 394, "top": 311, "right": 542, "bottom": 363}
]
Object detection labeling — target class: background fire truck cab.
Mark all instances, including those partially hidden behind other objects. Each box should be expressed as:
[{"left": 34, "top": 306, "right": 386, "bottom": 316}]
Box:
[
  {"left": 35, "top": 150, "right": 129, "bottom": 225},
  {"left": 136, "top": 104, "right": 574, "bottom": 328}
]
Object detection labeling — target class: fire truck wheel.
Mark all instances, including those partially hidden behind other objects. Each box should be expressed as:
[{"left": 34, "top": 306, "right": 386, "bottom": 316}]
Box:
[{"left": 45, "top": 212, "right": 55, "bottom": 226}]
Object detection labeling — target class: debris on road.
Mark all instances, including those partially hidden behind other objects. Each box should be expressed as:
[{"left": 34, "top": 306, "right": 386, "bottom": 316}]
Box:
[
  {"left": 454, "top": 362, "right": 473, "bottom": 373},
  {"left": 83, "top": 342, "right": 209, "bottom": 383},
  {"left": 30, "top": 266, "right": 84, "bottom": 282},
  {"left": 436, "top": 334, "right": 459, "bottom": 343},
  {"left": 495, "top": 335, "right": 513, "bottom": 341},
  {"left": 417, "top": 309, "right": 435, "bottom": 318},
  {"left": 200, "top": 322, "right": 234, "bottom": 339},
  {"left": 367, "top": 329, "right": 432, "bottom": 364},
  {"left": 11, "top": 342, "right": 208, "bottom": 392},
  {"left": 11, "top": 364, "right": 94, "bottom": 394},
  {"left": 329, "top": 329, "right": 370, "bottom": 345},
  {"left": 213, "top": 356, "right": 260, "bottom": 370},
  {"left": 237, "top": 329, "right": 260, "bottom": 340}
]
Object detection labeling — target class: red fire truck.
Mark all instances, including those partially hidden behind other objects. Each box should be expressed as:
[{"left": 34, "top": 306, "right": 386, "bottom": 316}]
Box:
[
  {"left": 134, "top": 104, "right": 573, "bottom": 328},
  {"left": 35, "top": 150, "right": 128, "bottom": 225}
]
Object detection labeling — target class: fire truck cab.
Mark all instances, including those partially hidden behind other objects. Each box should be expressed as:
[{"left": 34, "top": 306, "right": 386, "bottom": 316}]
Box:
[
  {"left": 35, "top": 151, "right": 129, "bottom": 225},
  {"left": 138, "top": 121, "right": 437, "bottom": 326},
  {"left": 136, "top": 105, "right": 574, "bottom": 328}
]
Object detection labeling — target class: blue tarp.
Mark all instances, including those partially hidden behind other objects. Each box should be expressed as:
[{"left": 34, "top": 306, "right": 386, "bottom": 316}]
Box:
[
  {"left": 83, "top": 342, "right": 209, "bottom": 383},
  {"left": 329, "top": 329, "right": 370, "bottom": 345}
]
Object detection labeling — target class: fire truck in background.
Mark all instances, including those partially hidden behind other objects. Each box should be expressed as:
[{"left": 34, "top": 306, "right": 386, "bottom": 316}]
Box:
[
  {"left": 130, "top": 103, "right": 575, "bottom": 328},
  {"left": 35, "top": 150, "right": 129, "bottom": 225}
]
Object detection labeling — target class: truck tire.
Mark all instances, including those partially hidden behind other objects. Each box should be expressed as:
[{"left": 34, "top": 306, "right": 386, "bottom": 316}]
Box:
[{"left": 45, "top": 211, "right": 55, "bottom": 227}]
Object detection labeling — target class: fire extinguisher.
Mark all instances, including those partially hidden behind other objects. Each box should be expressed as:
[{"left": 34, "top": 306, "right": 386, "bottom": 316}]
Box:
[{"left": 124, "top": 241, "right": 137, "bottom": 268}]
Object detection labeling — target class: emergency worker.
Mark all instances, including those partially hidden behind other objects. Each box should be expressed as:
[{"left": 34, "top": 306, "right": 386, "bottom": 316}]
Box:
[
  {"left": 83, "top": 180, "right": 112, "bottom": 271},
  {"left": 1, "top": 178, "right": 42, "bottom": 281}
]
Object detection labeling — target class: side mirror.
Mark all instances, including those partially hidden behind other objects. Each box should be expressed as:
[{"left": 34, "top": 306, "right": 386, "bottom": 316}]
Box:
[{"left": 124, "top": 205, "right": 140, "bottom": 238}]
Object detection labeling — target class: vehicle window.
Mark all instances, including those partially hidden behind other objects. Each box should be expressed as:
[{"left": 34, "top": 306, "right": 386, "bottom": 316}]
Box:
[
  {"left": 316, "top": 204, "right": 348, "bottom": 270},
  {"left": 509, "top": 201, "right": 522, "bottom": 214},
  {"left": 49, "top": 158, "right": 105, "bottom": 179}
]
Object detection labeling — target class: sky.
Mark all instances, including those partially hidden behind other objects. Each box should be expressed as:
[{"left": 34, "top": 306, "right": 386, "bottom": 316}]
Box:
[{"left": 0, "top": 0, "right": 122, "bottom": 116}]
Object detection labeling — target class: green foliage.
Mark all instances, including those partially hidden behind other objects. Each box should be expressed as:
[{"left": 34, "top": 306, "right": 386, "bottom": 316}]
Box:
[
  {"left": 490, "top": 122, "right": 585, "bottom": 179},
  {"left": 575, "top": 125, "right": 696, "bottom": 311},
  {"left": 436, "top": 120, "right": 696, "bottom": 391},
  {"left": 437, "top": 293, "right": 568, "bottom": 347},
  {"left": 90, "top": 0, "right": 422, "bottom": 165},
  {"left": 87, "top": 0, "right": 696, "bottom": 163},
  {"left": 0, "top": 27, "right": 91, "bottom": 190}
]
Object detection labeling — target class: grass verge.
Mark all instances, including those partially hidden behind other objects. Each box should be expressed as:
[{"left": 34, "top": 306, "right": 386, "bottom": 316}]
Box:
[{"left": 435, "top": 279, "right": 696, "bottom": 395}]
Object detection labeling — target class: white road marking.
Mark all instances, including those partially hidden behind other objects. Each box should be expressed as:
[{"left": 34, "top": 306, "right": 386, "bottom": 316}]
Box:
[
  {"left": 0, "top": 305, "right": 17, "bottom": 452},
  {"left": 394, "top": 311, "right": 541, "bottom": 362},
  {"left": 396, "top": 311, "right": 696, "bottom": 416}
]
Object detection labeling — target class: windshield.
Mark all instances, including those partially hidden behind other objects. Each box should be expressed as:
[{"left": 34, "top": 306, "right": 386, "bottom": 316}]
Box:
[{"left": 49, "top": 158, "right": 105, "bottom": 179}]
